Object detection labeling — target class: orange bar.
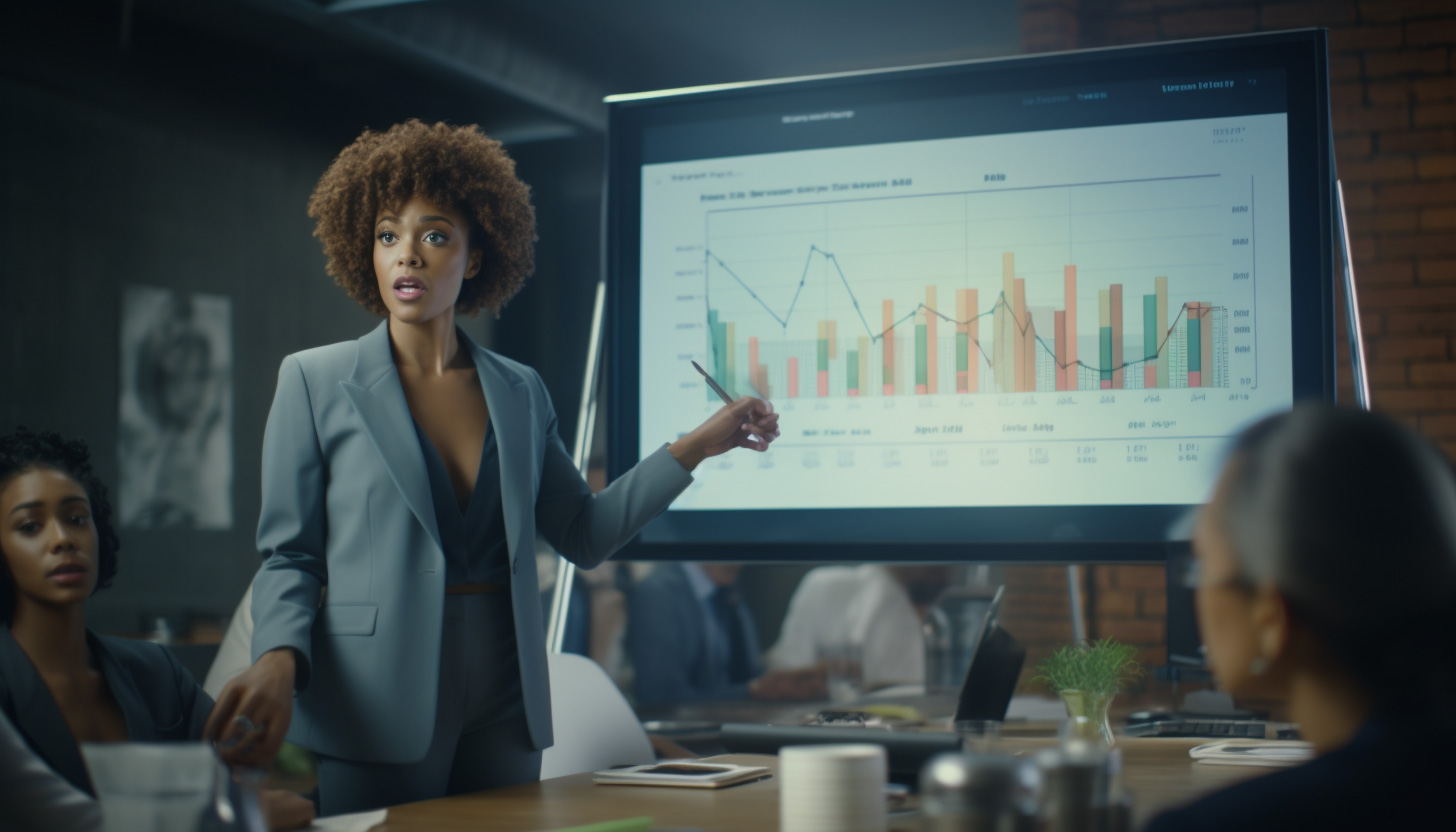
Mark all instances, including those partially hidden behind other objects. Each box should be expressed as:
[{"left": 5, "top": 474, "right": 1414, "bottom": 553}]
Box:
[
  {"left": 748, "top": 336, "right": 760, "bottom": 396},
  {"left": 882, "top": 299, "right": 895, "bottom": 395},
  {"left": 1064, "top": 266, "right": 1078, "bottom": 392}
]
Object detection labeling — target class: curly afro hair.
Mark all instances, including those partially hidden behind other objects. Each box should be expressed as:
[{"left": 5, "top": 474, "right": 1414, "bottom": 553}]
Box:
[
  {"left": 0, "top": 427, "right": 120, "bottom": 622},
  {"left": 308, "top": 119, "right": 537, "bottom": 318}
]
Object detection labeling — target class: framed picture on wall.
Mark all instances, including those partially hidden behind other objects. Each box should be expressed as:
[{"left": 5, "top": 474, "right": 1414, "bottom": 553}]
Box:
[{"left": 118, "top": 284, "right": 233, "bottom": 530}]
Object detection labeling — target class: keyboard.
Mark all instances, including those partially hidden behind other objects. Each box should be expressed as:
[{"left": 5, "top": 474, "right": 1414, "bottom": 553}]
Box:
[{"left": 1123, "top": 719, "right": 1299, "bottom": 740}]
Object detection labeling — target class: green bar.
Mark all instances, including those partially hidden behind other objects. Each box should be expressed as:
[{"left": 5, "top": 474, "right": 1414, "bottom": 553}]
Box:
[
  {"left": 1099, "top": 326, "right": 1113, "bottom": 382},
  {"left": 915, "top": 323, "right": 928, "bottom": 386},
  {"left": 847, "top": 349, "right": 860, "bottom": 391},
  {"left": 817, "top": 338, "right": 829, "bottom": 372},
  {"left": 1188, "top": 314, "right": 1202, "bottom": 373},
  {"left": 708, "top": 310, "right": 726, "bottom": 402},
  {"left": 1143, "top": 295, "right": 1158, "bottom": 362},
  {"left": 956, "top": 332, "right": 968, "bottom": 372}
]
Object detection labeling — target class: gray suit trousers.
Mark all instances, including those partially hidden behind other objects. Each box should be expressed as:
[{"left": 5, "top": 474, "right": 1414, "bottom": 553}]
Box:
[{"left": 315, "top": 593, "right": 539, "bottom": 815}]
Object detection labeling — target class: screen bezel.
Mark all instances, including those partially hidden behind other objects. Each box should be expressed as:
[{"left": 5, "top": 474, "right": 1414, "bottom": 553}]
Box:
[{"left": 605, "top": 30, "right": 1334, "bottom": 563}]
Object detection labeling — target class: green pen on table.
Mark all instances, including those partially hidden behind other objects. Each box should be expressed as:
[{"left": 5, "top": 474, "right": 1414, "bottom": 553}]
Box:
[{"left": 533, "top": 817, "right": 659, "bottom": 832}]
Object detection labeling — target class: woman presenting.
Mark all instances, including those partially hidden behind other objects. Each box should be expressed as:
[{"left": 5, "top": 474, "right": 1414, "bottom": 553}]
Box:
[{"left": 206, "top": 120, "right": 779, "bottom": 814}]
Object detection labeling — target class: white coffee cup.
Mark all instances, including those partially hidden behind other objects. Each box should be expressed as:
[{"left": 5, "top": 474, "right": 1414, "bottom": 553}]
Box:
[{"left": 780, "top": 744, "right": 887, "bottom": 832}]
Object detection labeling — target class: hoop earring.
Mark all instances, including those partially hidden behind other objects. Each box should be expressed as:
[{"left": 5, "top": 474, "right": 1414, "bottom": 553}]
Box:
[{"left": 1248, "top": 657, "right": 1269, "bottom": 676}]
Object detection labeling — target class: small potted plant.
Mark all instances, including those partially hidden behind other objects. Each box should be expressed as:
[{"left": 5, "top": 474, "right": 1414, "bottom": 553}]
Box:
[{"left": 1033, "top": 639, "right": 1143, "bottom": 748}]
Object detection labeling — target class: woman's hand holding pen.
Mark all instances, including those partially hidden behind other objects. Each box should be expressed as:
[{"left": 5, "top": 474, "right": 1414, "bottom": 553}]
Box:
[{"left": 668, "top": 397, "right": 780, "bottom": 471}]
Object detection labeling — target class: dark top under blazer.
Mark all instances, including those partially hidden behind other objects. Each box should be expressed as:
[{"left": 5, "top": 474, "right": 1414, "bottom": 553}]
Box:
[
  {"left": 250, "top": 321, "right": 695, "bottom": 764},
  {"left": 414, "top": 420, "right": 509, "bottom": 586},
  {"left": 1143, "top": 719, "right": 1451, "bottom": 832},
  {"left": 0, "top": 625, "right": 212, "bottom": 797}
]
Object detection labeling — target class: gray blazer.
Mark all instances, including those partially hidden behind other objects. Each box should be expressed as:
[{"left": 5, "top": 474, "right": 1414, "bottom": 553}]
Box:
[{"left": 251, "top": 321, "right": 693, "bottom": 764}]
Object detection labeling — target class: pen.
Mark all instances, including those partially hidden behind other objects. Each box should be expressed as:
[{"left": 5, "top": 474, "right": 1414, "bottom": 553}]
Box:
[
  {"left": 691, "top": 360, "right": 736, "bottom": 406},
  {"left": 692, "top": 360, "right": 770, "bottom": 444}
]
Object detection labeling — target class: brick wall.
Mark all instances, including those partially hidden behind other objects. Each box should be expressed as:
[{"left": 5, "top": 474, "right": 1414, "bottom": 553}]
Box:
[{"left": 1003, "top": 0, "right": 1456, "bottom": 691}]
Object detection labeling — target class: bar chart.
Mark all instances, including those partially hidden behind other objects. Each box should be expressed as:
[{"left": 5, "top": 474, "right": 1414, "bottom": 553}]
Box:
[
  {"left": 705, "top": 255, "right": 1231, "bottom": 401},
  {"left": 701, "top": 176, "right": 1241, "bottom": 403}
]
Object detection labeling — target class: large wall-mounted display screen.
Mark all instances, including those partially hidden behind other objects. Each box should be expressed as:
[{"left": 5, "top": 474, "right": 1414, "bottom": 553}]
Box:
[{"left": 607, "top": 31, "right": 1334, "bottom": 561}]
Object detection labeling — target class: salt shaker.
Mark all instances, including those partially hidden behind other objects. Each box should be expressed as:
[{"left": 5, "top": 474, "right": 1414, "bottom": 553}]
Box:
[
  {"left": 920, "top": 751, "right": 1038, "bottom": 832},
  {"left": 1035, "top": 742, "right": 1132, "bottom": 832}
]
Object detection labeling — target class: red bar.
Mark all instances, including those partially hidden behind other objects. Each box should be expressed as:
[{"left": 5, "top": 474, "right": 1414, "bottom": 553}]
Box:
[
  {"left": 1102, "top": 379, "right": 1113, "bottom": 389},
  {"left": 788, "top": 357, "right": 799, "bottom": 398},
  {"left": 1013, "top": 278, "right": 1027, "bottom": 393},
  {"left": 915, "top": 384, "right": 928, "bottom": 394},
  {"left": 967, "top": 289, "right": 979, "bottom": 395},
  {"left": 1055, "top": 310, "right": 1067, "bottom": 391},
  {"left": 1023, "top": 315, "right": 1037, "bottom": 392},
  {"left": 848, "top": 389, "right": 859, "bottom": 397},
  {"left": 1145, "top": 363, "right": 1156, "bottom": 389},
  {"left": 817, "top": 370, "right": 829, "bottom": 397},
  {"left": 1200, "top": 301, "right": 1214, "bottom": 389}
]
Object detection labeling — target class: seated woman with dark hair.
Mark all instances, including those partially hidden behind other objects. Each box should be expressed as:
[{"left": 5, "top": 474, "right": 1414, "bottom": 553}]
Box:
[
  {"left": 1145, "top": 405, "right": 1456, "bottom": 832},
  {"left": 0, "top": 427, "right": 313, "bottom": 831}
]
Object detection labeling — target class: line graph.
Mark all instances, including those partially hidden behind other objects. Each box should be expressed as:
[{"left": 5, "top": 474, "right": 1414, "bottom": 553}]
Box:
[{"left": 706, "top": 243, "right": 1227, "bottom": 394}]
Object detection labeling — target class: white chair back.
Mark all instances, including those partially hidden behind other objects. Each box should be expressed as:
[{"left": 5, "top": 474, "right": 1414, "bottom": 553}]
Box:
[{"left": 539, "top": 652, "right": 654, "bottom": 779}]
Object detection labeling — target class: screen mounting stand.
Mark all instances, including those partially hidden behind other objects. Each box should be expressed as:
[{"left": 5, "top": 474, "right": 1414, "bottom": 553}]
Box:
[
  {"left": 1335, "top": 179, "right": 1372, "bottom": 411},
  {"left": 546, "top": 276, "right": 608, "bottom": 653}
]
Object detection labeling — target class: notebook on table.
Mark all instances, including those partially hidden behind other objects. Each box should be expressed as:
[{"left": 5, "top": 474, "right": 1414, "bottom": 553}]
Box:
[{"left": 593, "top": 761, "right": 771, "bottom": 788}]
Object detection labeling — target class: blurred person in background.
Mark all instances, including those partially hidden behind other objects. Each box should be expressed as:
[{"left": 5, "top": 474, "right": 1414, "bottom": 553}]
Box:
[
  {"left": 766, "top": 564, "right": 953, "bottom": 690},
  {"left": 627, "top": 563, "right": 824, "bottom": 706},
  {"left": 207, "top": 120, "right": 781, "bottom": 814},
  {"left": 1145, "top": 405, "right": 1456, "bottom": 832},
  {"left": 0, "top": 427, "right": 313, "bottom": 830}
]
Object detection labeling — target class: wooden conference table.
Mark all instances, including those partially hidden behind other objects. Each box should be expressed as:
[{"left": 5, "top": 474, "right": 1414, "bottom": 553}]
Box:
[{"left": 375, "top": 739, "right": 1268, "bottom": 832}]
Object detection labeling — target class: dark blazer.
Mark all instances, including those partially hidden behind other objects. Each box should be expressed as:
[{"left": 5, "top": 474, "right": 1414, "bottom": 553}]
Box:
[
  {"left": 627, "top": 563, "right": 764, "bottom": 706},
  {"left": 1143, "top": 720, "right": 1451, "bottom": 832},
  {"left": 0, "top": 625, "right": 212, "bottom": 796}
]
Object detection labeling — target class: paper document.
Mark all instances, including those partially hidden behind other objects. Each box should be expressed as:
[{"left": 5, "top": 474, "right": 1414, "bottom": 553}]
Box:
[{"left": 1190, "top": 741, "right": 1314, "bottom": 767}]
